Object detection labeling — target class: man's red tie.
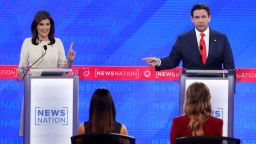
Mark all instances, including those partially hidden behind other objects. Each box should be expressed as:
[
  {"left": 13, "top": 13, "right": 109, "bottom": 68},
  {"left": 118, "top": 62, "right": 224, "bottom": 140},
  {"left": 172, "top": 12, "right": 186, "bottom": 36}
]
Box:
[{"left": 200, "top": 33, "right": 206, "bottom": 64}]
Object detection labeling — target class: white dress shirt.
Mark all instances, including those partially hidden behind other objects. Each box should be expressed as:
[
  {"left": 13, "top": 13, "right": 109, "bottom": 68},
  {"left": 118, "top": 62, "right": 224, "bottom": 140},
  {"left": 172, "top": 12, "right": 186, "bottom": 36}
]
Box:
[{"left": 195, "top": 27, "right": 210, "bottom": 58}]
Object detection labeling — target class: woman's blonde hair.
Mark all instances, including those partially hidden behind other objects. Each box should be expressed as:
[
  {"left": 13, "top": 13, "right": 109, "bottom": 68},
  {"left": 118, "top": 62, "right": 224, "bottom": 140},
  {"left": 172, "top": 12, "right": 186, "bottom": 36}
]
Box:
[{"left": 184, "top": 82, "right": 212, "bottom": 136}]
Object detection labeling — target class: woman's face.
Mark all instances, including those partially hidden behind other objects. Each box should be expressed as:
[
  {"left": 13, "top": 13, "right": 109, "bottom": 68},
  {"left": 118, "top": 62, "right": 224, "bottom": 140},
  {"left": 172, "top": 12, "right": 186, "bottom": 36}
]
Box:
[{"left": 36, "top": 19, "right": 51, "bottom": 40}]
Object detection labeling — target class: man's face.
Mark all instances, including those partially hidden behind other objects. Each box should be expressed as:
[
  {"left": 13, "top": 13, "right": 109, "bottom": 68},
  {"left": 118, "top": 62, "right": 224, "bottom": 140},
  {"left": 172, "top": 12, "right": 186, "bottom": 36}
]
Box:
[{"left": 191, "top": 9, "right": 211, "bottom": 32}]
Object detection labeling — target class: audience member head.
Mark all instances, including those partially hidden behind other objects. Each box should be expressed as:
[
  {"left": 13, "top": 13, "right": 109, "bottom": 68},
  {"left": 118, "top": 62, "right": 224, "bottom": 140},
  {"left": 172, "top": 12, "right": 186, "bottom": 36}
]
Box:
[
  {"left": 31, "top": 10, "right": 55, "bottom": 45},
  {"left": 184, "top": 82, "right": 212, "bottom": 136},
  {"left": 89, "top": 88, "right": 116, "bottom": 133}
]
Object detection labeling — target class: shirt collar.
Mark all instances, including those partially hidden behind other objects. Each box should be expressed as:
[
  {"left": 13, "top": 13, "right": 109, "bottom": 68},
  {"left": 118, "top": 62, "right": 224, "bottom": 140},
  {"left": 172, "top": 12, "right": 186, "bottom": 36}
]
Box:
[{"left": 195, "top": 27, "right": 210, "bottom": 37}]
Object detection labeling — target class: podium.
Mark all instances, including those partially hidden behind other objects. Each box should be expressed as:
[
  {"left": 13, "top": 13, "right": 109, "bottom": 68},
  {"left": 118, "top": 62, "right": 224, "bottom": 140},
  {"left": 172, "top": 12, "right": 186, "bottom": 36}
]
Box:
[
  {"left": 179, "top": 69, "right": 235, "bottom": 137},
  {"left": 23, "top": 73, "right": 79, "bottom": 144}
]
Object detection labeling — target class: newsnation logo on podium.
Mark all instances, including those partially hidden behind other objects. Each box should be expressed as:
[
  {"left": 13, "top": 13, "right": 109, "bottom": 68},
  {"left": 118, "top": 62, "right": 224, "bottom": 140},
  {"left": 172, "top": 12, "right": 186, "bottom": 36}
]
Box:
[{"left": 35, "top": 107, "right": 68, "bottom": 125}]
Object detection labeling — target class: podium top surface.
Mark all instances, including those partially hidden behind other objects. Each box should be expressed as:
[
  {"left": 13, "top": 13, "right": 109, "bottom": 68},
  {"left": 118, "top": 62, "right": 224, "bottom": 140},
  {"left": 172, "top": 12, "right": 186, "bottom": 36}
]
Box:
[
  {"left": 182, "top": 69, "right": 235, "bottom": 77},
  {"left": 29, "top": 68, "right": 72, "bottom": 77},
  {"left": 184, "top": 69, "right": 228, "bottom": 74}
]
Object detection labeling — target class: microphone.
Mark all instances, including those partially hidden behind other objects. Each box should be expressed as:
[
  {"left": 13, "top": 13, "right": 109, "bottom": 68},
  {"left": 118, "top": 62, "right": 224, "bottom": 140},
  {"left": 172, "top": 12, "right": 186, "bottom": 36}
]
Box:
[
  {"left": 199, "top": 45, "right": 203, "bottom": 61},
  {"left": 43, "top": 45, "right": 47, "bottom": 51},
  {"left": 25, "top": 45, "right": 48, "bottom": 75},
  {"left": 199, "top": 45, "right": 203, "bottom": 51}
]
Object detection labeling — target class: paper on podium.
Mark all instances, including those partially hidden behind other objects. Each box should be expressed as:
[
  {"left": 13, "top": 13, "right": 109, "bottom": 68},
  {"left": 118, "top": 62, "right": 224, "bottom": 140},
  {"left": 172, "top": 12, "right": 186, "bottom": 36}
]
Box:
[{"left": 29, "top": 68, "right": 72, "bottom": 77}]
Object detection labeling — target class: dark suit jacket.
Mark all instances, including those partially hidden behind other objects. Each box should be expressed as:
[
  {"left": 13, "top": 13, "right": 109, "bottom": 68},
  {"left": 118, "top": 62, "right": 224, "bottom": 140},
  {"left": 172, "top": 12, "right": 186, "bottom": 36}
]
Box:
[
  {"left": 170, "top": 115, "right": 223, "bottom": 144},
  {"left": 156, "top": 29, "right": 235, "bottom": 70}
]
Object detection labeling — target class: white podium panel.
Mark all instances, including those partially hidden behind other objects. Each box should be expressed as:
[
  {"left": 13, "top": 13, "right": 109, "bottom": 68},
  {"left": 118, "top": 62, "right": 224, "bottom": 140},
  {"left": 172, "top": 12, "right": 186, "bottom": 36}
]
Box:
[{"left": 24, "top": 75, "right": 79, "bottom": 144}]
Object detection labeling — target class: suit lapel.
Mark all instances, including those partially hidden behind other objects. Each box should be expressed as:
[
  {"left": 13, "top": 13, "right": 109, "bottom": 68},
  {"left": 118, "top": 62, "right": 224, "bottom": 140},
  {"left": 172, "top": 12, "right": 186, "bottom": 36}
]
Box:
[
  {"left": 189, "top": 30, "right": 201, "bottom": 62},
  {"left": 206, "top": 29, "right": 217, "bottom": 65}
]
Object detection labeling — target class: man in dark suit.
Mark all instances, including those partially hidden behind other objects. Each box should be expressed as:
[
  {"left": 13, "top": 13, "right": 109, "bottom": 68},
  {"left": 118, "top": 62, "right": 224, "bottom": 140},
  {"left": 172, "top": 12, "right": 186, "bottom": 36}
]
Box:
[{"left": 143, "top": 4, "right": 235, "bottom": 70}]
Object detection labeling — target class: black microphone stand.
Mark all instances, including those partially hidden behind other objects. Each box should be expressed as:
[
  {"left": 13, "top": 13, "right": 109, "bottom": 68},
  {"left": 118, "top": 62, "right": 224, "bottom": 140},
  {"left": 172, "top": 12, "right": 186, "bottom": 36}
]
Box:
[{"left": 24, "top": 45, "right": 48, "bottom": 77}]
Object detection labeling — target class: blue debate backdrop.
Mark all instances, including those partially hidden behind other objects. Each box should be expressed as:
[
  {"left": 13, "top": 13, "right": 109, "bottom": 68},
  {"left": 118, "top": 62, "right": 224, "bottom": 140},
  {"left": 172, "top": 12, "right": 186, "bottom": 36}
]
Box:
[{"left": 0, "top": 0, "right": 256, "bottom": 144}]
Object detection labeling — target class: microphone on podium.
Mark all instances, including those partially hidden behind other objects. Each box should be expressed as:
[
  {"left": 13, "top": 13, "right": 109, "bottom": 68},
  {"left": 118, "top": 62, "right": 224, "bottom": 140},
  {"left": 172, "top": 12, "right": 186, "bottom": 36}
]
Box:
[
  {"left": 199, "top": 45, "right": 203, "bottom": 61},
  {"left": 200, "top": 45, "right": 203, "bottom": 51},
  {"left": 25, "top": 45, "right": 48, "bottom": 75}
]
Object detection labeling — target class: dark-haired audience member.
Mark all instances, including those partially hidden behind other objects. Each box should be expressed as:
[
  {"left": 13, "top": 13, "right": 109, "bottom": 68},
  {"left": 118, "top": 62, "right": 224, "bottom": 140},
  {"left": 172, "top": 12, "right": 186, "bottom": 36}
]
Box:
[{"left": 78, "top": 88, "right": 128, "bottom": 135}]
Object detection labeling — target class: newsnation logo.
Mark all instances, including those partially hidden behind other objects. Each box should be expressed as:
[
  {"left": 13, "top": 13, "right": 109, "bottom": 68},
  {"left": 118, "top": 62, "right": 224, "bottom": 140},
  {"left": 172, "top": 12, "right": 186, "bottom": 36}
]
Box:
[
  {"left": 35, "top": 107, "right": 68, "bottom": 125},
  {"left": 212, "top": 108, "right": 223, "bottom": 119}
]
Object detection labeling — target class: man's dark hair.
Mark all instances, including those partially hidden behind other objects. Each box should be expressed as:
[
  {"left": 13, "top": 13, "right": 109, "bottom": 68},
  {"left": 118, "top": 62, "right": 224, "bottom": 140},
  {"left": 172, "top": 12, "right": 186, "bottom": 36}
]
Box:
[{"left": 191, "top": 4, "right": 210, "bottom": 17}]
